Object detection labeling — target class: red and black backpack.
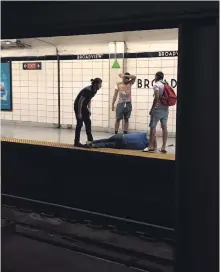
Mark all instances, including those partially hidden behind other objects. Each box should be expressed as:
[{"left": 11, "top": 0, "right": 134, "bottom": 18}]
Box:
[{"left": 161, "top": 81, "right": 177, "bottom": 106}]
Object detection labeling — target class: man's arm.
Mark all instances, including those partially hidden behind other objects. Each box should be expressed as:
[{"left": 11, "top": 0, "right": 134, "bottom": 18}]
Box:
[
  {"left": 120, "top": 73, "right": 136, "bottom": 84},
  {"left": 112, "top": 86, "right": 119, "bottom": 111},
  {"left": 77, "top": 96, "right": 85, "bottom": 118},
  {"left": 126, "top": 74, "right": 137, "bottom": 85},
  {"left": 150, "top": 86, "right": 160, "bottom": 115},
  {"left": 88, "top": 100, "right": 91, "bottom": 111}
]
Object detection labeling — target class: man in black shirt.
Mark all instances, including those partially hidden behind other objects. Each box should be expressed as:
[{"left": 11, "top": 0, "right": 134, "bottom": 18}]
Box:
[{"left": 74, "top": 78, "right": 102, "bottom": 147}]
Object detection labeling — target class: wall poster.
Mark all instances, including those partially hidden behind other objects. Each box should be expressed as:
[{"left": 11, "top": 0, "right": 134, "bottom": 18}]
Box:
[{"left": 1, "top": 62, "right": 12, "bottom": 111}]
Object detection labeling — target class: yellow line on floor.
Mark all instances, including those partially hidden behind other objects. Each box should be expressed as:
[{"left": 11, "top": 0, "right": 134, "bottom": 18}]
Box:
[{"left": 0, "top": 137, "right": 175, "bottom": 161}]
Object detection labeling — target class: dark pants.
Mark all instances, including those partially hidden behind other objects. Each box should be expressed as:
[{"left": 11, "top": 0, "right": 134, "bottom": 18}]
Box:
[
  {"left": 74, "top": 108, "right": 93, "bottom": 143},
  {"left": 92, "top": 134, "right": 124, "bottom": 148}
]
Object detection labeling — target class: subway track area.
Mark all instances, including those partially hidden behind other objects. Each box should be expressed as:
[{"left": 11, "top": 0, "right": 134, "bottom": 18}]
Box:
[
  {"left": 2, "top": 194, "right": 174, "bottom": 272},
  {"left": 1, "top": 137, "right": 175, "bottom": 227},
  {"left": 2, "top": 133, "right": 176, "bottom": 272}
]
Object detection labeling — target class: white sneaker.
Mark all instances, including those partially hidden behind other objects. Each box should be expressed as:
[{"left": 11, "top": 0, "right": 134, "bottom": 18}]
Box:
[{"left": 142, "top": 147, "right": 155, "bottom": 153}]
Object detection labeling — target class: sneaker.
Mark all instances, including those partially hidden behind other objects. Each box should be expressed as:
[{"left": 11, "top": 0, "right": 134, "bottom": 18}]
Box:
[
  {"left": 86, "top": 141, "right": 92, "bottom": 145},
  {"left": 143, "top": 147, "right": 156, "bottom": 153},
  {"left": 85, "top": 141, "right": 93, "bottom": 148}
]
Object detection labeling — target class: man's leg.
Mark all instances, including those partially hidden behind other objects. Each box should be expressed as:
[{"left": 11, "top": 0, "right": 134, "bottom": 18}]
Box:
[
  {"left": 123, "top": 118, "right": 129, "bottom": 134},
  {"left": 92, "top": 138, "right": 109, "bottom": 144},
  {"left": 115, "top": 103, "right": 123, "bottom": 134},
  {"left": 92, "top": 134, "right": 123, "bottom": 148},
  {"left": 160, "top": 110, "right": 169, "bottom": 152},
  {"left": 123, "top": 102, "right": 132, "bottom": 134},
  {"left": 93, "top": 133, "right": 125, "bottom": 148},
  {"left": 115, "top": 119, "right": 121, "bottom": 134},
  {"left": 74, "top": 118, "right": 83, "bottom": 145},
  {"left": 153, "top": 135, "right": 157, "bottom": 150},
  {"left": 92, "top": 141, "right": 117, "bottom": 148},
  {"left": 148, "top": 127, "right": 156, "bottom": 150},
  {"left": 143, "top": 112, "right": 159, "bottom": 152},
  {"left": 84, "top": 117, "right": 93, "bottom": 143},
  {"left": 161, "top": 125, "right": 168, "bottom": 151}
]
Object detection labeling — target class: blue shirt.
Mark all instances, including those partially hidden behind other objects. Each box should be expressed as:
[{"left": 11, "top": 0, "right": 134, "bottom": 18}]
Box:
[{"left": 123, "top": 132, "right": 148, "bottom": 150}]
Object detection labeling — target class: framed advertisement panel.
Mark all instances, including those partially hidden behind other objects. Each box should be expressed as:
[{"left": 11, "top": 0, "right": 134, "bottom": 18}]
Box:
[{"left": 1, "top": 61, "right": 12, "bottom": 111}]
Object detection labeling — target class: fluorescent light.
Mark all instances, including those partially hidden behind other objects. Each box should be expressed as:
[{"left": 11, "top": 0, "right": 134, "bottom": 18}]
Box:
[{"left": 1, "top": 39, "right": 17, "bottom": 43}]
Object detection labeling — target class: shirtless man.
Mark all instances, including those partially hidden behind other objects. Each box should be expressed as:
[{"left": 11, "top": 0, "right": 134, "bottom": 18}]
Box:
[{"left": 112, "top": 73, "right": 136, "bottom": 134}]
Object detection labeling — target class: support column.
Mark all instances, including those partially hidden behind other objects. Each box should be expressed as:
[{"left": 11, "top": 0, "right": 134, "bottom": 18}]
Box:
[
  {"left": 175, "top": 19, "right": 219, "bottom": 272},
  {"left": 109, "top": 42, "right": 125, "bottom": 131}
]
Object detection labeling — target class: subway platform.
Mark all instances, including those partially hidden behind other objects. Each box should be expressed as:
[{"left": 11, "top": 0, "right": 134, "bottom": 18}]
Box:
[{"left": 1, "top": 122, "right": 176, "bottom": 159}]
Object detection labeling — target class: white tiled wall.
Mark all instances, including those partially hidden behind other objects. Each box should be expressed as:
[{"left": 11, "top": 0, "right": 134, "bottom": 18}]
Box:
[
  {"left": 1, "top": 61, "right": 58, "bottom": 124},
  {"left": 1, "top": 29, "right": 178, "bottom": 136},
  {"left": 60, "top": 59, "right": 109, "bottom": 128}
]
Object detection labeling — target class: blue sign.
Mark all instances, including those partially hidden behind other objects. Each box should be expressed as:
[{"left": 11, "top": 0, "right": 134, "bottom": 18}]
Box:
[{"left": 1, "top": 62, "right": 12, "bottom": 110}]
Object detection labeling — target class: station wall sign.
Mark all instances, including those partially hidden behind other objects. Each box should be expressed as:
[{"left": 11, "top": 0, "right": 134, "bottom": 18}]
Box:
[
  {"left": 137, "top": 78, "right": 177, "bottom": 89},
  {"left": 23, "top": 62, "right": 42, "bottom": 70}
]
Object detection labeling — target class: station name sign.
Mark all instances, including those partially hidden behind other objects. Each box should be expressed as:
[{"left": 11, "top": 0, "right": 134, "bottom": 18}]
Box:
[
  {"left": 158, "top": 51, "right": 178, "bottom": 57},
  {"left": 77, "top": 54, "right": 103, "bottom": 60},
  {"left": 137, "top": 78, "right": 177, "bottom": 89}
]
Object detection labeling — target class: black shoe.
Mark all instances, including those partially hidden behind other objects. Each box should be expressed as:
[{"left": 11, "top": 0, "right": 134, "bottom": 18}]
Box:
[{"left": 74, "top": 142, "right": 85, "bottom": 148}]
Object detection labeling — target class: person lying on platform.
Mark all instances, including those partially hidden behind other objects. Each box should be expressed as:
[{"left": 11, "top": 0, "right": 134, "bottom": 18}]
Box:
[
  {"left": 74, "top": 78, "right": 102, "bottom": 147},
  {"left": 86, "top": 132, "right": 149, "bottom": 150}
]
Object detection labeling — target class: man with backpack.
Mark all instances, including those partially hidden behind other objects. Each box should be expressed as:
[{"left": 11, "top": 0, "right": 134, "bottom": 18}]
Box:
[{"left": 143, "top": 71, "right": 176, "bottom": 153}]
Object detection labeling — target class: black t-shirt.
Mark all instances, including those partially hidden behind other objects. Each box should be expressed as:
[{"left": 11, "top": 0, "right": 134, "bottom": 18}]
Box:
[{"left": 74, "top": 86, "right": 97, "bottom": 111}]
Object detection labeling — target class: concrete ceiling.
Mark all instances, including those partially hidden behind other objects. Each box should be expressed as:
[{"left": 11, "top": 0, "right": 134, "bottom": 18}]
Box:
[{"left": 21, "top": 29, "right": 178, "bottom": 48}]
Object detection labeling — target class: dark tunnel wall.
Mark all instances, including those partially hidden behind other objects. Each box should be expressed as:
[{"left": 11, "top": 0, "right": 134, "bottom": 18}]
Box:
[{"left": 1, "top": 141, "right": 175, "bottom": 228}]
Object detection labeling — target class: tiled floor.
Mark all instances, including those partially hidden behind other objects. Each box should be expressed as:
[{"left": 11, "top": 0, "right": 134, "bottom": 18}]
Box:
[{"left": 1, "top": 123, "right": 176, "bottom": 154}]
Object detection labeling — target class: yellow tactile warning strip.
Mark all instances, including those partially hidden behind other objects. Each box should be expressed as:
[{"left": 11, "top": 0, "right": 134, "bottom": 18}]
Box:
[{"left": 0, "top": 137, "right": 175, "bottom": 161}]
